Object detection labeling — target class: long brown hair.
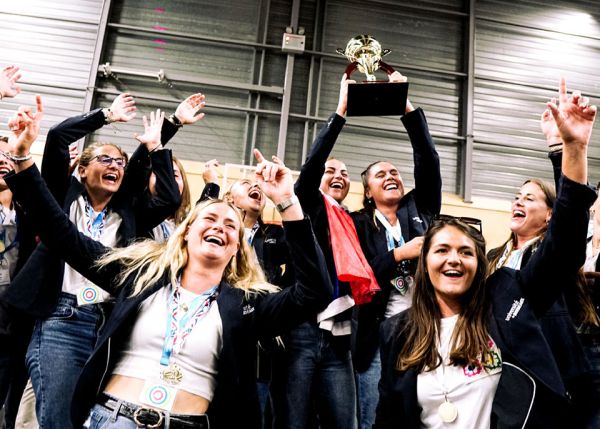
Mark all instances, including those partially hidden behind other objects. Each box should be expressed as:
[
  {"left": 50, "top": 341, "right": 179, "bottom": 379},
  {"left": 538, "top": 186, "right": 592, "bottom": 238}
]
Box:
[
  {"left": 488, "top": 178, "right": 555, "bottom": 272},
  {"left": 398, "top": 218, "right": 491, "bottom": 372},
  {"left": 172, "top": 157, "right": 191, "bottom": 225}
]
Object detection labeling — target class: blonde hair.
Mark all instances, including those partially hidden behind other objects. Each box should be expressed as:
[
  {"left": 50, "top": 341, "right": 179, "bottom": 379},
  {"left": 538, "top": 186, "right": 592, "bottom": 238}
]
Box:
[{"left": 96, "top": 199, "right": 279, "bottom": 297}]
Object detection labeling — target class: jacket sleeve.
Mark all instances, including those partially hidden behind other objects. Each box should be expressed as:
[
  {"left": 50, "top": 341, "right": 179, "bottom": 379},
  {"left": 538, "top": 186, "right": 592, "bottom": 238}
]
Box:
[
  {"left": 133, "top": 149, "right": 181, "bottom": 234},
  {"left": 196, "top": 183, "right": 220, "bottom": 204},
  {"left": 42, "top": 108, "right": 106, "bottom": 204},
  {"left": 253, "top": 217, "right": 333, "bottom": 337},
  {"left": 294, "top": 113, "right": 346, "bottom": 215},
  {"left": 5, "top": 165, "right": 123, "bottom": 295},
  {"left": 518, "top": 175, "right": 596, "bottom": 316},
  {"left": 548, "top": 150, "right": 562, "bottom": 191},
  {"left": 401, "top": 108, "right": 442, "bottom": 217}
]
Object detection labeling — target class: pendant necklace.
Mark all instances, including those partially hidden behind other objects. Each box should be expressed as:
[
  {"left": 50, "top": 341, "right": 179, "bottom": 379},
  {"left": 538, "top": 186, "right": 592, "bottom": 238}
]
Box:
[{"left": 438, "top": 358, "right": 458, "bottom": 423}]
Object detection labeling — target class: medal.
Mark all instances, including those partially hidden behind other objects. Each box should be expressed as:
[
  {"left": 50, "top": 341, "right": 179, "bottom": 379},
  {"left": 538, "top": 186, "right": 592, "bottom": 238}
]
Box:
[
  {"left": 180, "top": 302, "right": 189, "bottom": 312},
  {"left": 438, "top": 400, "right": 458, "bottom": 423},
  {"left": 0, "top": 241, "right": 5, "bottom": 253},
  {"left": 160, "top": 363, "right": 183, "bottom": 385}
]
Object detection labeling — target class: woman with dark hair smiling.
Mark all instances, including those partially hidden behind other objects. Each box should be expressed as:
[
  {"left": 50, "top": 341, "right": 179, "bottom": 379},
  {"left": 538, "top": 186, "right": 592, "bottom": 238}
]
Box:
[{"left": 375, "top": 84, "right": 596, "bottom": 428}]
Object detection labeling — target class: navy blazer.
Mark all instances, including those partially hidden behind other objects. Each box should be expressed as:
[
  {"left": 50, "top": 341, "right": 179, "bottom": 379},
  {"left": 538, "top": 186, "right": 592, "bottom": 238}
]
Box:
[
  {"left": 375, "top": 176, "right": 595, "bottom": 429},
  {"left": 2, "top": 109, "right": 181, "bottom": 318},
  {"left": 350, "top": 107, "right": 442, "bottom": 372},
  {"left": 6, "top": 164, "right": 332, "bottom": 429}
]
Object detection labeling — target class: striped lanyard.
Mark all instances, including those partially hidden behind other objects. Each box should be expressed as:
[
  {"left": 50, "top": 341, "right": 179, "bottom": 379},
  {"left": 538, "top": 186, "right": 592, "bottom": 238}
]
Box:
[
  {"left": 160, "top": 279, "right": 219, "bottom": 366},
  {"left": 83, "top": 196, "right": 108, "bottom": 240},
  {"left": 375, "top": 209, "right": 405, "bottom": 251},
  {"left": 246, "top": 221, "right": 261, "bottom": 245}
]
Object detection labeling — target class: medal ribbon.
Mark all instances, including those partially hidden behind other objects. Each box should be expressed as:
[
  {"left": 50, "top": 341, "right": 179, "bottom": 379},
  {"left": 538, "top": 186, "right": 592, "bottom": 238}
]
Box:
[
  {"left": 0, "top": 228, "right": 18, "bottom": 262},
  {"left": 160, "top": 280, "right": 219, "bottom": 366},
  {"left": 375, "top": 210, "right": 405, "bottom": 250},
  {"left": 83, "top": 196, "right": 108, "bottom": 240}
]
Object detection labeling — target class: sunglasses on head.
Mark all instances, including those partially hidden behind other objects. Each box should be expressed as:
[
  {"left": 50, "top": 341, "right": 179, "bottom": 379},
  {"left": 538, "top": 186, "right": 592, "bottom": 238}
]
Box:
[
  {"left": 433, "top": 214, "right": 483, "bottom": 233},
  {"left": 92, "top": 154, "right": 127, "bottom": 168}
]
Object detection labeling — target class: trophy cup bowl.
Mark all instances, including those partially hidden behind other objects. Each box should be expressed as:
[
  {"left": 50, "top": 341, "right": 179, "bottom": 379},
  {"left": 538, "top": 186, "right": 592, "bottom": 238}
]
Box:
[{"left": 336, "top": 35, "right": 408, "bottom": 116}]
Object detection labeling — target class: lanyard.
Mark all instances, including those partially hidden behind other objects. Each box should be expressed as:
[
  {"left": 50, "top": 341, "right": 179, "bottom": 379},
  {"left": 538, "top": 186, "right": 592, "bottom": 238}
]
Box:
[
  {"left": 0, "top": 228, "right": 18, "bottom": 261},
  {"left": 160, "top": 280, "right": 219, "bottom": 366},
  {"left": 246, "top": 221, "right": 261, "bottom": 245},
  {"left": 375, "top": 209, "right": 405, "bottom": 251},
  {"left": 83, "top": 196, "right": 108, "bottom": 240},
  {"left": 159, "top": 221, "right": 172, "bottom": 241}
]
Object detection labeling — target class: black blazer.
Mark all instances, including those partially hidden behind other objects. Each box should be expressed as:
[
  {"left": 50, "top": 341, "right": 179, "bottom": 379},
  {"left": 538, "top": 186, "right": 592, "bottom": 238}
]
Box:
[
  {"left": 350, "top": 107, "right": 442, "bottom": 372},
  {"left": 2, "top": 109, "right": 181, "bottom": 318},
  {"left": 375, "top": 176, "right": 595, "bottom": 429},
  {"left": 6, "top": 163, "right": 332, "bottom": 429}
]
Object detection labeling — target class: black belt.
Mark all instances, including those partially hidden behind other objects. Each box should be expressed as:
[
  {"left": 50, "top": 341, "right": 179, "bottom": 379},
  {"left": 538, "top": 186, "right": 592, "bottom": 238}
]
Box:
[{"left": 98, "top": 393, "right": 209, "bottom": 429}]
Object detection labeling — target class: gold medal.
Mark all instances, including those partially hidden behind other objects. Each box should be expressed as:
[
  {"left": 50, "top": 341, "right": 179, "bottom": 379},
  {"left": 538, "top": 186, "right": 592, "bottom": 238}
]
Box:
[
  {"left": 438, "top": 400, "right": 458, "bottom": 423},
  {"left": 0, "top": 241, "right": 6, "bottom": 253},
  {"left": 160, "top": 363, "right": 183, "bottom": 385}
]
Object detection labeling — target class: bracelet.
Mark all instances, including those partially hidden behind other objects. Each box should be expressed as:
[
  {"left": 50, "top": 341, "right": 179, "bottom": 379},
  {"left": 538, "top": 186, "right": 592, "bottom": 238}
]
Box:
[
  {"left": 169, "top": 114, "right": 183, "bottom": 128},
  {"left": 4, "top": 152, "right": 32, "bottom": 164},
  {"left": 275, "top": 195, "right": 299, "bottom": 213},
  {"left": 102, "top": 108, "right": 116, "bottom": 124}
]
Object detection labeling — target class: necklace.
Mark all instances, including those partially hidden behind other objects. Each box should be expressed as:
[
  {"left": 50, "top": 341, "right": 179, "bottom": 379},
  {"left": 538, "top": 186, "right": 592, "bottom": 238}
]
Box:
[{"left": 438, "top": 359, "right": 458, "bottom": 423}]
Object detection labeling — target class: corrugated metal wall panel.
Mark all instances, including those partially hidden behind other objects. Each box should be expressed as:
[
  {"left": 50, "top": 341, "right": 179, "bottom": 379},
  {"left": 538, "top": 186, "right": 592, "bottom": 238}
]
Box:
[
  {"left": 0, "top": 1, "right": 104, "bottom": 147},
  {"left": 473, "top": 1, "right": 600, "bottom": 199}
]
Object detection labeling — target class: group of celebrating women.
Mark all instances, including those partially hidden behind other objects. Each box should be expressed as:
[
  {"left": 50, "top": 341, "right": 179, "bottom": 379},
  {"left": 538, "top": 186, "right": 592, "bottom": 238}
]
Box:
[{"left": 0, "top": 63, "right": 598, "bottom": 429}]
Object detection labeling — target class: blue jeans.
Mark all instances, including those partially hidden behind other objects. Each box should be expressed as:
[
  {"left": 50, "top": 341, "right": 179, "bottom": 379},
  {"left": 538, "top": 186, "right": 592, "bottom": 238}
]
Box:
[
  {"left": 271, "top": 321, "right": 357, "bottom": 429},
  {"left": 355, "top": 349, "right": 381, "bottom": 429},
  {"left": 84, "top": 403, "right": 138, "bottom": 429},
  {"left": 26, "top": 293, "right": 106, "bottom": 429},
  {"left": 583, "top": 344, "right": 600, "bottom": 429}
]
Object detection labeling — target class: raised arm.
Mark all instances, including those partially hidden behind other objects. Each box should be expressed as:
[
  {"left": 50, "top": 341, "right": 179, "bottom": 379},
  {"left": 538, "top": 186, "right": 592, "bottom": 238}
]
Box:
[
  {"left": 41, "top": 93, "right": 136, "bottom": 204},
  {"left": 294, "top": 74, "right": 348, "bottom": 208},
  {"left": 252, "top": 150, "right": 332, "bottom": 336},
  {"left": 519, "top": 82, "right": 597, "bottom": 315},
  {"left": 196, "top": 158, "right": 221, "bottom": 204},
  {"left": 131, "top": 110, "right": 181, "bottom": 233},
  {"left": 5, "top": 96, "right": 122, "bottom": 293},
  {"left": 402, "top": 101, "right": 441, "bottom": 217}
]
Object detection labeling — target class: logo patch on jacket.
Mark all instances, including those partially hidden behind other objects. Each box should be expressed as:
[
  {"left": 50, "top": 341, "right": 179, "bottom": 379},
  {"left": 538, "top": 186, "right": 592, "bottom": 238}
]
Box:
[
  {"left": 505, "top": 298, "right": 525, "bottom": 321},
  {"left": 412, "top": 216, "right": 423, "bottom": 223},
  {"left": 243, "top": 304, "right": 255, "bottom": 315}
]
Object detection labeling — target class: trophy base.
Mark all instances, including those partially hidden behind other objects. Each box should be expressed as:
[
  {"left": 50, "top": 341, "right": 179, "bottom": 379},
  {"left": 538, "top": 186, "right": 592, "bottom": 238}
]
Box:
[{"left": 346, "top": 82, "right": 408, "bottom": 117}]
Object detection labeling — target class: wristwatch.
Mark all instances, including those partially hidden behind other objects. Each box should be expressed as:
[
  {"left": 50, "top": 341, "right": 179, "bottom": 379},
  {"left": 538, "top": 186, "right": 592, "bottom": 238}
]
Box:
[{"left": 276, "top": 195, "right": 299, "bottom": 213}]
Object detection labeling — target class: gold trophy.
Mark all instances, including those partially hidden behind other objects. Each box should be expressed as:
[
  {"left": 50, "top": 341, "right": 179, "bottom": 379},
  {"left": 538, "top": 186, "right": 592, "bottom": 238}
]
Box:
[{"left": 337, "top": 35, "right": 408, "bottom": 116}]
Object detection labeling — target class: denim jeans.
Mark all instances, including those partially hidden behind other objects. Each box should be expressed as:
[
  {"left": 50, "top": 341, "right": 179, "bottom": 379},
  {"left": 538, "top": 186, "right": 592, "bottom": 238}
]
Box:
[
  {"left": 83, "top": 403, "right": 139, "bottom": 429},
  {"left": 355, "top": 349, "right": 381, "bottom": 429},
  {"left": 271, "top": 321, "right": 357, "bottom": 429},
  {"left": 584, "top": 344, "right": 600, "bottom": 429},
  {"left": 26, "top": 293, "right": 106, "bottom": 429}
]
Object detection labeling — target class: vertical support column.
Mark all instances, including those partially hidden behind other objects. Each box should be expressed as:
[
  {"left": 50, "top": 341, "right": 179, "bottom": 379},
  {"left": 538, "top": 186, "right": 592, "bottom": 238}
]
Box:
[
  {"left": 276, "top": 0, "right": 301, "bottom": 161},
  {"left": 83, "top": 0, "right": 113, "bottom": 113},
  {"left": 461, "top": 0, "right": 476, "bottom": 203}
]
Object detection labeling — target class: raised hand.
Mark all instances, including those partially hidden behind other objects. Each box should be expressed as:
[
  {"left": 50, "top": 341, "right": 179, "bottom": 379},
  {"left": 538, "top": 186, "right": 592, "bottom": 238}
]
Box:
[
  {"left": 547, "top": 86, "right": 596, "bottom": 148},
  {"left": 336, "top": 73, "right": 357, "bottom": 117},
  {"left": 135, "top": 109, "right": 165, "bottom": 151},
  {"left": 8, "top": 95, "right": 44, "bottom": 156},
  {"left": 175, "top": 93, "right": 206, "bottom": 125},
  {"left": 202, "top": 159, "right": 220, "bottom": 184},
  {"left": 254, "top": 149, "right": 301, "bottom": 220},
  {"left": 68, "top": 143, "right": 80, "bottom": 175},
  {"left": 0, "top": 65, "right": 22, "bottom": 99},
  {"left": 388, "top": 71, "right": 414, "bottom": 113},
  {"left": 108, "top": 93, "right": 137, "bottom": 122}
]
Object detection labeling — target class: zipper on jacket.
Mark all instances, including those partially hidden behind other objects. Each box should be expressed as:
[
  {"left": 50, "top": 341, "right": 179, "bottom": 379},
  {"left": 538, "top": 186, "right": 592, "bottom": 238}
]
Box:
[{"left": 503, "top": 361, "right": 536, "bottom": 428}]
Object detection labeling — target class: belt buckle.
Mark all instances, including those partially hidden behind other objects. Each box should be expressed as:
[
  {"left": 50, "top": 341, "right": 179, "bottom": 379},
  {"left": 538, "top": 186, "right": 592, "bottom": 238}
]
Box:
[{"left": 132, "top": 407, "right": 164, "bottom": 428}]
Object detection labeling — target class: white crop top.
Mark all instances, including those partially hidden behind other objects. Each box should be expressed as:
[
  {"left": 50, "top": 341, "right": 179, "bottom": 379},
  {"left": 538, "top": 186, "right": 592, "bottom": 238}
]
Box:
[{"left": 112, "top": 285, "right": 223, "bottom": 400}]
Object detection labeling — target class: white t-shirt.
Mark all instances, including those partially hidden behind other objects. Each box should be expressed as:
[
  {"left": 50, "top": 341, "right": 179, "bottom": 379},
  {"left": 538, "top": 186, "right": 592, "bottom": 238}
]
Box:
[
  {"left": 417, "top": 315, "right": 502, "bottom": 428},
  {"left": 61, "top": 195, "right": 121, "bottom": 301}
]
